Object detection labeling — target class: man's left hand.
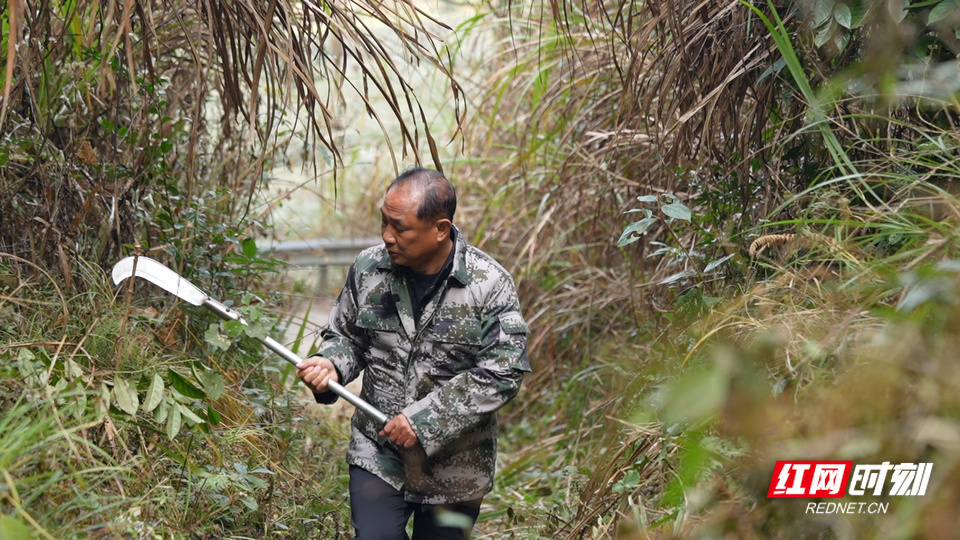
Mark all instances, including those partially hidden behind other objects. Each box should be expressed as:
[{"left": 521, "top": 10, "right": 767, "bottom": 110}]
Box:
[{"left": 380, "top": 414, "right": 418, "bottom": 448}]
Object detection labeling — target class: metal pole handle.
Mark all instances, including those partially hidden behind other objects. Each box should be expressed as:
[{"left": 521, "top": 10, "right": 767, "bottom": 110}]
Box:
[{"left": 202, "top": 298, "right": 388, "bottom": 425}]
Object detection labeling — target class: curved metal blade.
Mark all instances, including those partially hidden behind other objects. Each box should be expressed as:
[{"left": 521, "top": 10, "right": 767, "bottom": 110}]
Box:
[{"left": 111, "top": 256, "right": 208, "bottom": 306}]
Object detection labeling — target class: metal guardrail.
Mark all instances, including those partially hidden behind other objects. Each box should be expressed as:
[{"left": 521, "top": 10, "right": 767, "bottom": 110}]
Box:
[
  {"left": 257, "top": 237, "right": 381, "bottom": 292},
  {"left": 256, "top": 237, "right": 381, "bottom": 267}
]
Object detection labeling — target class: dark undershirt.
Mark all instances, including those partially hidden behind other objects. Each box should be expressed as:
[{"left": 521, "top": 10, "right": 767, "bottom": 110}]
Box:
[{"left": 404, "top": 233, "right": 455, "bottom": 325}]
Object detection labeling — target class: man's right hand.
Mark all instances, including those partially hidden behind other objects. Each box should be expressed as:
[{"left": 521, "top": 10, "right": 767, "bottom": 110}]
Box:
[{"left": 296, "top": 356, "right": 339, "bottom": 394}]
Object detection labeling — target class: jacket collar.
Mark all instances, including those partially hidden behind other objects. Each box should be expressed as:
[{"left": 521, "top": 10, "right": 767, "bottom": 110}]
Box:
[{"left": 375, "top": 225, "right": 469, "bottom": 286}]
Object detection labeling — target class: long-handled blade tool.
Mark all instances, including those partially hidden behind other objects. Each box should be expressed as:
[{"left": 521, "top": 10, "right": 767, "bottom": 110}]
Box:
[{"left": 111, "top": 255, "right": 387, "bottom": 425}]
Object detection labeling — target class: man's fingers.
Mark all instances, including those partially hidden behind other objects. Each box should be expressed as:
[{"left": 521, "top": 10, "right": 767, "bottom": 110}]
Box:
[
  {"left": 379, "top": 415, "right": 417, "bottom": 447},
  {"left": 302, "top": 367, "right": 330, "bottom": 392}
]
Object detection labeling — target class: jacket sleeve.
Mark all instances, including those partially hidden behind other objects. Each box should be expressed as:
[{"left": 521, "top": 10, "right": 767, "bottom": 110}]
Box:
[
  {"left": 312, "top": 265, "right": 368, "bottom": 404},
  {"left": 401, "top": 279, "right": 531, "bottom": 457}
]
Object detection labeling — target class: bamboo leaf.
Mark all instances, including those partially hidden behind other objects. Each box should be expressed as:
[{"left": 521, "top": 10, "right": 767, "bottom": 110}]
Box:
[
  {"left": 142, "top": 373, "right": 164, "bottom": 413},
  {"left": 704, "top": 254, "right": 736, "bottom": 273}
]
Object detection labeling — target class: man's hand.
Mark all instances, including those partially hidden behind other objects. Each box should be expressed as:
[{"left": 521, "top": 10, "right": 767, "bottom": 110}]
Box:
[
  {"left": 380, "top": 414, "right": 418, "bottom": 448},
  {"left": 296, "top": 356, "right": 339, "bottom": 394}
]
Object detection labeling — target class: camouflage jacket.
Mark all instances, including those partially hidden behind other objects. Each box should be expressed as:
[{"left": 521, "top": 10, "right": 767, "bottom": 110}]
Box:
[{"left": 315, "top": 227, "right": 530, "bottom": 504}]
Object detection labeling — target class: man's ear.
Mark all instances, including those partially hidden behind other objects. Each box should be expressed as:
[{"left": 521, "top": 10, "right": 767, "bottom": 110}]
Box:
[{"left": 435, "top": 219, "right": 452, "bottom": 241}]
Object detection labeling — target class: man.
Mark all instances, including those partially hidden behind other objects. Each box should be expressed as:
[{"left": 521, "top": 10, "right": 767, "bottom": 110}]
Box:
[{"left": 296, "top": 167, "right": 530, "bottom": 539}]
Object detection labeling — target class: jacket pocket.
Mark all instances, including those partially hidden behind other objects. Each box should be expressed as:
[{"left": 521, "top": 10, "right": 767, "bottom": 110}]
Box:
[
  {"left": 429, "top": 318, "right": 484, "bottom": 379},
  {"left": 355, "top": 306, "right": 403, "bottom": 365}
]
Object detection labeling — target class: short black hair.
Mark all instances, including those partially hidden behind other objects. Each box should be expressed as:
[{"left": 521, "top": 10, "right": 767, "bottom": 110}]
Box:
[{"left": 387, "top": 166, "right": 457, "bottom": 222}]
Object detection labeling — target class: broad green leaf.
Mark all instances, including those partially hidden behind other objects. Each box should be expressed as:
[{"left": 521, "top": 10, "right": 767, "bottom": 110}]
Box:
[
  {"left": 242, "top": 237, "right": 258, "bottom": 258},
  {"left": 240, "top": 497, "right": 259, "bottom": 511},
  {"left": 833, "top": 29, "right": 851, "bottom": 52},
  {"left": 166, "top": 403, "right": 182, "bottom": 440},
  {"left": 168, "top": 369, "right": 206, "bottom": 399},
  {"left": 66, "top": 358, "right": 84, "bottom": 379},
  {"left": 658, "top": 367, "right": 728, "bottom": 424},
  {"left": 617, "top": 217, "right": 657, "bottom": 247},
  {"left": 814, "top": 20, "right": 836, "bottom": 48},
  {"left": 204, "top": 324, "right": 232, "bottom": 351},
  {"left": 243, "top": 322, "right": 268, "bottom": 340},
  {"left": 849, "top": 1, "right": 868, "bottom": 27},
  {"left": 661, "top": 202, "right": 692, "bottom": 222},
  {"left": 178, "top": 404, "right": 205, "bottom": 425},
  {"left": 95, "top": 382, "right": 111, "bottom": 419},
  {"left": 928, "top": 0, "right": 958, "bottom": 24},
  {"left": 155, "top": 399, "right": 169, "bottom": 425},
  {"left": 0, "top": 515, "right": 32, "bottom": 539},
  {"left": 142, "top": 373, "right": 164, "bottom": 413},
  {"left": 73, "top": 388, "right": 87, "bottom": 420},
  {"left": 621, "top": 469, "right": 641, "bottom": 490},
  {"left": 834, "top": 3, "right": 853, "bottom": 27},
  {"left": 113, "top": 377, "right": 139, "bottom": 416},
  {"left": 635, "top": 194, "right": 659, "bottom": 203},
  {"left": 813, "top": 0, "right": 835, "bottom": 25},
  {"left": 207, "top": 406, "right": 222, "bottom": 426},
  {"left": 223, "top": 320, "right": 245, "bottom": 339},
  {"left": 202, "top": 371, "right": 225, "bottom": 400},
  {"left": 245, "top": 475, "right": 268, "bottom": 489}
]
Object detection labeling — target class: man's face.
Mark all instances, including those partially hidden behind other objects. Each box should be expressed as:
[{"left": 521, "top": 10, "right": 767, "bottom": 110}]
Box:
[{"left": 380, "top": 185, "right": 449, "bottom": 274}]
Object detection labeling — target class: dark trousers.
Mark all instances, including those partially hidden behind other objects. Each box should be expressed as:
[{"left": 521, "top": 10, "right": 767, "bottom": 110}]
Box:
[{"left": 348, "top": 465, "right": 482, "bottom": 540}]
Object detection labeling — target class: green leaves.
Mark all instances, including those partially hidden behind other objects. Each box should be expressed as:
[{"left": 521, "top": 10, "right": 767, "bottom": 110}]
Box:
[
  {"left": 204, "top": 323, "right": 232, "bottom": 352},
  {"left": 928, "top": 0, "right": 959, "bottom": 24},
  {"left": 617, "top": 212, "right": 656, "bottom": 247},
  {"left": 0, "top": 515, "right": 32, "bottom": 539},
  {"left": 201, "top": 371, "right": 225, "bottom": 400},
  {"left": 142, "top": 373, "right": 164, "bottom": 413},
  {"left": 113, "top": 377, "right": 140, "bottom": 417},
  {"left": 834, "top": 3, "right": 853, "bottom": 28},
  {"left": 242, "top": 237, "right": 258, "bottom": 259},
  {"left": 168, "top": 369, "right": 206, "bottom": 399},
  {"left": 617, "top": 194, "right": 693, "bottom": 247},
  {"left": 105, "top": 370, "right": 222, "bottom": 442},
  {"left": 612, "top": 469, "right": 641, "bottom": 493},
  {"left": 661, "top": 201, "right": 691, "bottom": 222},
  {"left": 205, "top": 302, "right": 270, "bottom": 350},
  {"left": 166, "top": 403, "right": 182, "bottom": 440}
]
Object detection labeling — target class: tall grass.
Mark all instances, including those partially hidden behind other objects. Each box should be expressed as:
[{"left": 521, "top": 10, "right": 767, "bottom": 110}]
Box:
[
  {"left": 0, "top": 253, "right": 360, "bottom": 536},
  {"left": 453, "top": 0, "right": 960, "bottom": 537}
]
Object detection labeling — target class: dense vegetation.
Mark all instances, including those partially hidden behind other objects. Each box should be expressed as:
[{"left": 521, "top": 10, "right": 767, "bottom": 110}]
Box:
[{"left": 3, "top": 0, "right": 960, "bottom": 538}]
